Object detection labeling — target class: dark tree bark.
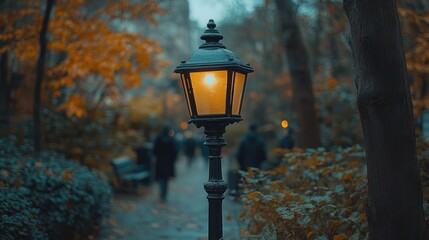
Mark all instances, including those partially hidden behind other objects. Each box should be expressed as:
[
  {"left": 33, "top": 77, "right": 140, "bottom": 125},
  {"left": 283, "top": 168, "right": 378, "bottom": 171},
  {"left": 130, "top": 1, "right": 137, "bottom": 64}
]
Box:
[
  {"left": 34, "top": 0, "right": 54, "bottom": 152},
  {"left": 274, "top": 0, "right": 321, "bottom": 148},
  {"left": 0, "top": 52, "right": 9, "bottom": 127},
  {"left": 344, "top": 0, "right": 428, "bottom": 239}
]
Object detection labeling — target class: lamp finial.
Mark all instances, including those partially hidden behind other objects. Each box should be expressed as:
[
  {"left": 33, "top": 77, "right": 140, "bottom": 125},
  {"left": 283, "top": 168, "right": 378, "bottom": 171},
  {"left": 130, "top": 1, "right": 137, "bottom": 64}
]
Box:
[
  {"left": 200, "top": 19, "right": 224, "bottom": 48},
  {"left": 207, "top": 19, "right": 216, "bottom": 29}
]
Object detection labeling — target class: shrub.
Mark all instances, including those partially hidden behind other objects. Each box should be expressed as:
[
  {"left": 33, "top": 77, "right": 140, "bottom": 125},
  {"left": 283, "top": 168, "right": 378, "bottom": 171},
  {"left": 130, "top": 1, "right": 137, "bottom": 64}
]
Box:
[
  {"left": 240, "top": 141, "right": 429, "bottom": 239},
  {"left": 239, "top": 146, "right": 368, "bottom": 239},
  {"left": 0, "top": 137, "right": 112, "bottom": 240},
  {"left": 0, "top": 188, "right": 47, "bottom": 239}
]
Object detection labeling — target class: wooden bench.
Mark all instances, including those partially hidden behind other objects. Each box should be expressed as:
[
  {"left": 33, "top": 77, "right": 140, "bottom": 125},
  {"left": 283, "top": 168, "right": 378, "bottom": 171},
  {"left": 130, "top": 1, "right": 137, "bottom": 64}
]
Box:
[{"left": 111, "top": 156, "right": 150, "bottom": 191}]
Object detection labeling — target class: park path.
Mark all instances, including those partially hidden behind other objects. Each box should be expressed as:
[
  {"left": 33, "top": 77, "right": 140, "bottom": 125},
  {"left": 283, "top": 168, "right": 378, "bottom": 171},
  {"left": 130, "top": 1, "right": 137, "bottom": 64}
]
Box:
[{"left": 99, "top": 154, "right": 243, "bottom": 240}]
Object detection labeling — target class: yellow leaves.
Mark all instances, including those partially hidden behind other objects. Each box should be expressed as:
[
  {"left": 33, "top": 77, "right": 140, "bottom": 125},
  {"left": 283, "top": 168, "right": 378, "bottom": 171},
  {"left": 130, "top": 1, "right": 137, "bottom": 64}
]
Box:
[
  {"left": 238, "top": 146, "right": 369, "bottom": 238},
  {"left": 122, "top": 72, "right": 141, "bottom": 89},
  {"left": 348, "top": 161, "right": 360, "bottom": 167},
  {"left": 48, "top": 41, "right": 67, "bottom": 51},
  {"left": 270, "top": 180, "right": 283, "bottom": 191},
  {"left": 62, "top": 169, "right": 74, "bottom": 183},
  {"left": 14, "top": 40, "right": 38, "bottom": 62},
  {"left": 333, "top": 234, "right": 348, "bottom": 240},
  {"left": 239, "top": 211, "right": 247, "bottom": 219},
  {"left": 54, "top": 7, "right": 69, "bottom": 18},
  {"left": 247, "top": 167, "right": 254, "bottom": 178},
  {"left": 401, "top": 8, "right": 429, "bottom": 75},
  {"left": 247, "top": 191, "right": 263, "bottom": 200},
  {"left": 283, "top": 192, "right": 293, "bottom": 201},
  {"left": 57, "top": 94, "right": 86, "bottom": 117},
  {"left": 325, "top": 76, "right": 339, "bottom": 92},
  {"left": 341, "top": 173, "right": 353, "bottom": 182},
  {"left": 35, "top": 162, "right": 43, "bottom": 168},
  {"left": 322, "top": 167, "right": 331, "bottom": 176},
  {"left": 272, "top": 165, "right": 286, "bottom": 175},
  {"left": 330, "top": 220, "right": 341, "bottom": 229}
]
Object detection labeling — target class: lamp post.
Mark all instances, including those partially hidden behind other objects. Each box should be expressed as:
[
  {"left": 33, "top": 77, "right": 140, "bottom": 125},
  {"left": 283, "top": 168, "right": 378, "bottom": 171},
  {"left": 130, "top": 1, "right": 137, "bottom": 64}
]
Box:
[{"left": 174, "top": 19, "right": 253, "bottom": 240}]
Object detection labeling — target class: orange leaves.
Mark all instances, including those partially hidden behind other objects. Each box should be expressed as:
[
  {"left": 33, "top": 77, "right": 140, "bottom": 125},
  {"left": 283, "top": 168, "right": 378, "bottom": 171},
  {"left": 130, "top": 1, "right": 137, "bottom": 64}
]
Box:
[
  {"left": 341, "top": 173, "right": 353, "bottom": 182},
  {"left": 3, "top": 0, "right": 165, "bottom": 118},
  {"left": 0, "top": 1, "right": 42, "bottom": 59},
  {"left": 333, "top": 234, "right": 348, "bottom": 240},
  {"left": 247, "top": 191, "right": 263, "bottom": 200},
  {"left": 103, "top": 0, "right": 166, "bottom": 24},
  {"left": 325, "top": 76, "right": 339, "bottom": 92},
  {"left": 400, "top": 8, "right": 429, "bottom": 76},
  {"left": 57, "top": 94, "right": 86, "bottom": 117},
  {"left": 62, "top": 169, "right": 74, "bottom": 183},
  {"left": 239, "top": 146, "right": 368, "bottom": 238}
]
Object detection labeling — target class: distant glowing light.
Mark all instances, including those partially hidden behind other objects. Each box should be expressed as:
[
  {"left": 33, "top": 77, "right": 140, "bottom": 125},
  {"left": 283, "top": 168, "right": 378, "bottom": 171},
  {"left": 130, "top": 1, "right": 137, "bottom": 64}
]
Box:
[
  {"left": 281, "top": 120, "right": 289, "bottom": 129},
  {"left": 204, "top": 74, "right": 215, "bottom": 85},
  {"left": 180, "top": 121, "right": 188, "bottom": 130}
]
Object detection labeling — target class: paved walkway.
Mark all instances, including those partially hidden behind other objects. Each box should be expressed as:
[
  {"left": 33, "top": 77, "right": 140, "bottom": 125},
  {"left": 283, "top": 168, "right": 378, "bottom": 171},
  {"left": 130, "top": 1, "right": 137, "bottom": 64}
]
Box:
[{"left": 100, "top": 155, "right": 243, "bottom": 240}]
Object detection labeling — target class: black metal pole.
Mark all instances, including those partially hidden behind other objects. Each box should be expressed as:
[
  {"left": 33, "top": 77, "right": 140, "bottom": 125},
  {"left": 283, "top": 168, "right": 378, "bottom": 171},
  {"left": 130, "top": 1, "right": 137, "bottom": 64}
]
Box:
[{"left": 203, "top": 121, "right": 228, "bottom": 240}]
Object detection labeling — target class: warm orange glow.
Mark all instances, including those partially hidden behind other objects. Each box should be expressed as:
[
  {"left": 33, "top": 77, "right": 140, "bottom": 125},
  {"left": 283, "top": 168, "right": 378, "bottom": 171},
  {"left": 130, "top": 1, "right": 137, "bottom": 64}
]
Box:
[
  {"left": 190, "top": 70, "right": 227, "bottom": 115},
  {"left": 281, "top": 120, "right": 289, "bottom": 128},
  {"left": 180, "top": 121, "right": 188, "bottom": 130},
  {"left": 232, "top": 72, "right": 246, "bottom": 114}
]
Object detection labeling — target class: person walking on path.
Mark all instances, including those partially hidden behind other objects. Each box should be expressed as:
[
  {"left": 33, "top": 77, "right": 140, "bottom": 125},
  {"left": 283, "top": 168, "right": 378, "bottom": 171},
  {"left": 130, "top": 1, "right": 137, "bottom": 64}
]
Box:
[
  {"left": 237, "top": 123, "right": 267, "bottom": 171},
  {"left": 153, "top": 126, "right": 178, "bottom": 202},
  {"left": 279, "top": 128, "right": 294, "bottom": 149}
]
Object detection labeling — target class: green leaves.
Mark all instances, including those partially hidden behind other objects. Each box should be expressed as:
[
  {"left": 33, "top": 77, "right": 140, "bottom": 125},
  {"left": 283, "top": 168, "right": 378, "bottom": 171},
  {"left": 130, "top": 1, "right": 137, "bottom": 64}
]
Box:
[{"left": 0, "top": 137, "right": 112, "bottom": 238}]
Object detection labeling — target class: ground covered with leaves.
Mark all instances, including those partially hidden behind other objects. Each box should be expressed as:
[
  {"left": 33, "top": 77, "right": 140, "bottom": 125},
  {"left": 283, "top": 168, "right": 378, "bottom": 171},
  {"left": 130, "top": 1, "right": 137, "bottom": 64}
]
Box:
[{"left": 239, "top": 141, "right": 429, "bottom": 239}]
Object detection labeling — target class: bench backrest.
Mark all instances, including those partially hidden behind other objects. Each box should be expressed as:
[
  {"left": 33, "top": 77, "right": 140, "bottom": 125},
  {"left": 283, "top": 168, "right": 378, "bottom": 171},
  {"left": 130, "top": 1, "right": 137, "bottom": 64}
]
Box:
[{"left": 111, "top": 157, "right": 137, "bottom": 176}]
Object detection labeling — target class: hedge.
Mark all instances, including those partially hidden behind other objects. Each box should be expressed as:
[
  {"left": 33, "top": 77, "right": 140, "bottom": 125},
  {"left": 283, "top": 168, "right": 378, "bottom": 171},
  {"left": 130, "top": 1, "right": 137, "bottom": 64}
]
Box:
[
  {"left": 239, "top": 141, "right": 429, "bottom": 239},
  {"left": 0, "top": 137, "right": 112, "bottom": 240}
]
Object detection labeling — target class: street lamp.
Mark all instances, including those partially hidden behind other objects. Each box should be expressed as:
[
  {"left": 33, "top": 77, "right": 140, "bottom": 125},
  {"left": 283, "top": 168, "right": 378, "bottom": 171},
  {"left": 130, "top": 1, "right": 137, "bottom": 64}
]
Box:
[{"left": 174, "top": 19, "right": 253, "bottom": 240}]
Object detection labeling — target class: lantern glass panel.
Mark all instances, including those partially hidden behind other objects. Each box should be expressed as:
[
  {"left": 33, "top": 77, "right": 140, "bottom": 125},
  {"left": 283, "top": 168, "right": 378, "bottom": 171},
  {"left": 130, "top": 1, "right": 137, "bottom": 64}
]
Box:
[
  {"left": 190, "top": 70, "right": 228, "bottom": 115},
  {"left": 180, "top": 74, "right": 192, "bottom": 116},
  {"left": 231, "top": 72, "right": 246, "bottom": 115}
]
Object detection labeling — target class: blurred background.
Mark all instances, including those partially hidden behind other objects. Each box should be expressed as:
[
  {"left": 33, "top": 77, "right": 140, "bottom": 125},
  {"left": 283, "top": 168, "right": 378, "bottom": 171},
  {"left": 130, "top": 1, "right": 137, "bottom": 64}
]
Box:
[{"left": 0, "top": 0, "right": 427, "bottom": 169}]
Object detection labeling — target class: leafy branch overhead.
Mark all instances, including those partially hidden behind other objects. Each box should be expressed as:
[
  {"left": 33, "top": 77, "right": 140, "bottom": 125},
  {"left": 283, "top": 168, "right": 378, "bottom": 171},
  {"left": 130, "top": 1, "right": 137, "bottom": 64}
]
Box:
[{"left": 0, "top": 0, "right": 166, "bottom": 117}]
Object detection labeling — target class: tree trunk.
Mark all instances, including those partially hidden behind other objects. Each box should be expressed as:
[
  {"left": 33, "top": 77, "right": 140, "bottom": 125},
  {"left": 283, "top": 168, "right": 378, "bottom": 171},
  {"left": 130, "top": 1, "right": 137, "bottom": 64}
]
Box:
[
  {"left": 0, "top": 52, "right": 9, "bottom": 127},
  {"left": 34, "top": 0, "right": 54, "bottom": 152},
  {"left": 344, "top": 0, "right": 428, "bottom": 239},
  {"left": 274, "top": 0, "right": 321, "bottom": 148}
]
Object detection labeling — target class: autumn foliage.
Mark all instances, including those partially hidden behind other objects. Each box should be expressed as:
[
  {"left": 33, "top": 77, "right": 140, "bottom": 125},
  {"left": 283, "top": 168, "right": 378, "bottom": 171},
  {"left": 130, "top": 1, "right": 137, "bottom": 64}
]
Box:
[
  {"left": 239, "top": 146, "right": 368, "bottom": 239},
  {"left": 0, "top": 0, "right": 165, "bottom": 117},
  {"left": 399, "top": 8, "right": 429, "bottom": 119},
  {"left": 239, "top": 140, "right": 429, "bottom": 239}
]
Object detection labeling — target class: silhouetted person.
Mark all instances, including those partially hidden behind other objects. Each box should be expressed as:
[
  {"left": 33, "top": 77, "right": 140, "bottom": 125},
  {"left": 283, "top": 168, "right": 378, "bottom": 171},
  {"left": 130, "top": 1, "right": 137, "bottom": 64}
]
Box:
[
  {"left": 237, "top": 123, "right": 267, "bottom": 171},
  {"left": 153, "top": 126, "right": 178, "bottom": 202},
  {"left": 279, "top": 128, "right": 294, "bottom": 149},
  {"left": 183, "top": 131, "right": 197, "bottom": 167}
]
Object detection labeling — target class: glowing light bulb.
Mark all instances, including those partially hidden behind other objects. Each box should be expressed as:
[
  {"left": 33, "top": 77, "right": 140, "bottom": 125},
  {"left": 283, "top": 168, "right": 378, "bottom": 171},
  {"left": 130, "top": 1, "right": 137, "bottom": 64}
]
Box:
[
  {"left": 281, "top": 120, "right": 289, "bottom": 129},
  {"left": 204, "top": 74, "right": 215, "bottom": 85}
]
